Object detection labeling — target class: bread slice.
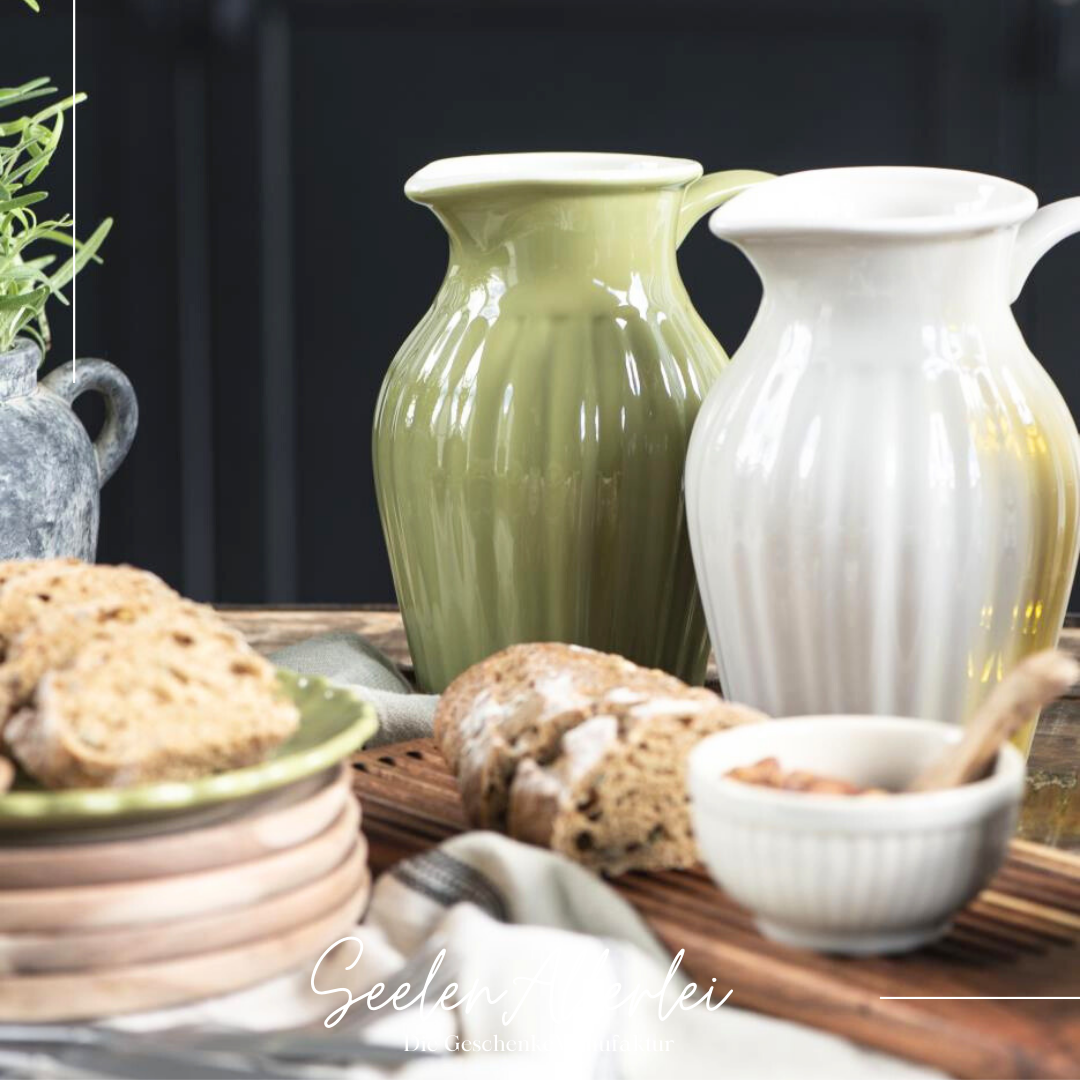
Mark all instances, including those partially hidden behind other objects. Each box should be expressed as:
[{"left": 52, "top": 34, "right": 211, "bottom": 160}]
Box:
[
  {"left": 434, "top": 643, "right": 765, "bottom": 872},
  {"left": 0, "top": 558, "right": 81, "bottom": 596},
  {"left": 507, "top": 689, "right": 763, "bottom": 874},
  {"left": 0, "top": 592, "right": 180, "bottom": 726},
  {"left": 435, "top": 643, "right": 607, "bottom": 828},
  {"left": 0, "top": 562, "right": 178, "bottom": 658},
  {"left": 5, "top": 601, "right": 299, "bottom": 789}
]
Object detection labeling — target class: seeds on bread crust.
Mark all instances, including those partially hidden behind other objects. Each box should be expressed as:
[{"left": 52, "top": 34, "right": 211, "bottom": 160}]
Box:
[
  {"left": 0, "top": 562, "right": 178, "bottom": 659},
  {"left": 0, "top": 593, "right": 181, "bottom": 728},
  {"left": 0, "top": 558, "right": 80, "bottom": 595},
  {"left": 5, "top": 600, "right": 299, "bottom": 789}
]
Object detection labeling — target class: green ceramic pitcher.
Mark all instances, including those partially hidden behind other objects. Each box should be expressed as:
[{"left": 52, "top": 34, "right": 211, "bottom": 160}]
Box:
[{"left": 373, "top": 153, "right": 770, "bottom": 691}]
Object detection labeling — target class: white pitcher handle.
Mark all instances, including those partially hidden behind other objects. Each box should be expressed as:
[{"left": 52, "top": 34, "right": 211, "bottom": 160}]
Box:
[{"left": 1010, "top": 197, "right": 1080, "bottom": 302}]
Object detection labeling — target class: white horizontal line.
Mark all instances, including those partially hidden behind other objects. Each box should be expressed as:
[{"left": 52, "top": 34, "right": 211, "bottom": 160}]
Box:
[{"left": 880, "top": 997, "right": 1080, "bottom": 1000}]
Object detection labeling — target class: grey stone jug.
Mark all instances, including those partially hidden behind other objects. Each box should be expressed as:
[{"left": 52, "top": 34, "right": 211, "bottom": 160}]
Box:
[{"left": 0, "top": 338, "right": 137, "bottom": 560}]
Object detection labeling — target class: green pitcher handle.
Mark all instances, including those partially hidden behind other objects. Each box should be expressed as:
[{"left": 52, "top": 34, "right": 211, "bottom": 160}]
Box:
[{"left": 677, "top": 169, "right": 774, "bottom": 248}]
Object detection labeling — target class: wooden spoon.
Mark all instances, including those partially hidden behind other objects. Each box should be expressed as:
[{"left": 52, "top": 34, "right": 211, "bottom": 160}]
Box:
[{"left": 907, "top": 649, "right": 1079, "bottom": 792}]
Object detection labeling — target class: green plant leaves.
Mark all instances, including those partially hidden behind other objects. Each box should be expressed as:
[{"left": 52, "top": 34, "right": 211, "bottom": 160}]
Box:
[
  {"left": 0, "top": 77, "right": 109, "bottom": 354},
  {"left": 0, "top": 287, "right": 48, "bottom": 311},
  {"left": 48, "top": 217, "right": 112, "bottom": 293},
  {"left": 0, "top": 192, "right": 48, "bottom": 213},
  {"left": 0, "top": 79, "right": 51, "bottom": 109}
]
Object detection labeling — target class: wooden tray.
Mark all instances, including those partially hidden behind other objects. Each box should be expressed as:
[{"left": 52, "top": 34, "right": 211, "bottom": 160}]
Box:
[
  {"left": 0, "top": 765, "right": 352, "bottom": 888},
  {"left": 0, "top": 798, "right": 360, "bottom": 932},
  {"left": 352, "top": 739, "right": 1080, "bottom": 1080}
]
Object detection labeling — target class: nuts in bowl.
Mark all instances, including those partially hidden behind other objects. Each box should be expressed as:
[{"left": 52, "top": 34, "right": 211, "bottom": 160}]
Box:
[
  {"left": 687, "top": 716, "right": 1026, "bottom": 955},
  {"left": 724, "top": 757, "right": 888, "bottom": 796}
]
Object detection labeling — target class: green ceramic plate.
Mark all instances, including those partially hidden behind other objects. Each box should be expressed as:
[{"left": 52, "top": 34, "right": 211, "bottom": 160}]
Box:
[{"left": 0, "top": 670, "right": 378, "bottom": 832}]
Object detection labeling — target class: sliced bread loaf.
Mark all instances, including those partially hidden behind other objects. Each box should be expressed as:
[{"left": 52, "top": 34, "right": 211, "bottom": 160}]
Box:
[
  {"left": 434, "top": 643, "right": 609, "bottom": 828},
  {"left": 5, "top": 601, "right": 299, "bottom": 788},
  {"left": 507, "top": 688, "right": 764, "bottom": 873},
  {"left": 0, "top": 592, "right": 181, "bottom": 726},
  {"left": 0, "top": 558, "right": 80, "bottom": 593},
  {"left": 434, "top": 643, "right": 765, "bottom": 873},
  {"left": 0, "top": 562, "right": 178, "bottom": 657}
]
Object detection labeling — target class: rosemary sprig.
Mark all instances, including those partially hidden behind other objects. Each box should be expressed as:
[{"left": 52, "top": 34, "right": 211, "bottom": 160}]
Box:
[{"left": 0, "top": 76, "right": 111, "bottom": 355}]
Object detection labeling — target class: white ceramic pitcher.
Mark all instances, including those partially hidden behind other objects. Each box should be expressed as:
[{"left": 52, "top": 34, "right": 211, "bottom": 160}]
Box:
[{"left": 686, "top": 167, "right": 1080, "bottom": 749}]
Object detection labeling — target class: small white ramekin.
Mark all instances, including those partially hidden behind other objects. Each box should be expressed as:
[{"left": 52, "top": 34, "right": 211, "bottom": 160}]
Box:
[{"left": 687, "top": 716, "right": 1026, "bottom": 955}]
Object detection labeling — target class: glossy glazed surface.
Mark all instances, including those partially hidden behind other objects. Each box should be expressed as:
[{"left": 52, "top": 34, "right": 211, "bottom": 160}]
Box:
[
  {"left": 689, "top": 167, "right": 1080, "bottom": 748},
  {"left": 375, "top": 154, "right": 768, "bottom": 690}
]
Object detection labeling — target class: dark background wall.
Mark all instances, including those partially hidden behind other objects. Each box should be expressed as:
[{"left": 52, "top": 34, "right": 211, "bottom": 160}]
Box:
[{"left": 5, "top": 0, "right": 1080, "bottom": 604}]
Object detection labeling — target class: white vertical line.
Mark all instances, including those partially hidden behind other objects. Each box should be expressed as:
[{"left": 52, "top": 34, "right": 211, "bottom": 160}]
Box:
[{"left": 71, "top": 0, "right": 76, "bottom": 380}]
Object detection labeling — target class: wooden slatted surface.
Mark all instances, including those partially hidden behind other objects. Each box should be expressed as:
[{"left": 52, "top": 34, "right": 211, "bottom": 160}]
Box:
[
  {"left": 221, "top": 606, "right": 1080, "bottom": 851},
  {"left": 351, "top": 738, "right": 1080, "bottom": 1080}
]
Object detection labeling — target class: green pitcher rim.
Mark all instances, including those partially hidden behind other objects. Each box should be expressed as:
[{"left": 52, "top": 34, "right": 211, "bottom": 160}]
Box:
[{"left": 405, "top": 151, "right": 703, "bottom": 201}]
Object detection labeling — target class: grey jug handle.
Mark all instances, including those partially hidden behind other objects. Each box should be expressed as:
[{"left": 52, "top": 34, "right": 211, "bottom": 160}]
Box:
[{"left": 42, "top": 360, "right": 139, "bottom": 487}]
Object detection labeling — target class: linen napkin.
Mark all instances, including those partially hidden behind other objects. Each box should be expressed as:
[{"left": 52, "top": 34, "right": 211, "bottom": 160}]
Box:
[
  {"left": 89, "top": 831, "right": 939, "bottom": 1080},
  {"left": 271, "top": 631, "right": 437, "bottom": 746}
]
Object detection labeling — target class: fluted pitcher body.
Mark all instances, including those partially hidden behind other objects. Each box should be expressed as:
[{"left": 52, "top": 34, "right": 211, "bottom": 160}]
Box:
[
  {"left": 688, "top": 167, "right": 1080, "bottom": 751},
  {"left": 374, "top": 153, "right": 768, "bottom": 690}
]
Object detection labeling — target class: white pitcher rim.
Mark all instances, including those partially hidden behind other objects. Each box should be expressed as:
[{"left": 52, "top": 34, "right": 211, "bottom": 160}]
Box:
[
  {"left": 405, "top": 152, "right": 703, "bottom": 200},
  {"left": 709, "top": 166, "right": 1039, "bottom": 239}
]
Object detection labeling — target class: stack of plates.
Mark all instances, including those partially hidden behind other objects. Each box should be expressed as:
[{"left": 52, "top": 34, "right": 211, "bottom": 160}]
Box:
[{"left": 0, "top": 671, "right": 378, "bottom": 1021}]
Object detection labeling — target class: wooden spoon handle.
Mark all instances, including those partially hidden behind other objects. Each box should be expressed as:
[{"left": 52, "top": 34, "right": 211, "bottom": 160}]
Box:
[{"left": 907, "top": 650, "right": 1079, "bottom": 792}]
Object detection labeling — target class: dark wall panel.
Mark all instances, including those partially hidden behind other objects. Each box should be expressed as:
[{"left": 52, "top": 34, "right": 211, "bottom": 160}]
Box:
[
  {"left": 4, "top": 0, "right": 1080, "bottom": 607},
  {"left": 290, "top": 8, "right": 936, "bottom": 601}
]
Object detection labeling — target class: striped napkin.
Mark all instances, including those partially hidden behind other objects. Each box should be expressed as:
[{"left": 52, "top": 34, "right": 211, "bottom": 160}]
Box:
[{"left": 88, "top": 835, "right": 941, "bottom": 1080}]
